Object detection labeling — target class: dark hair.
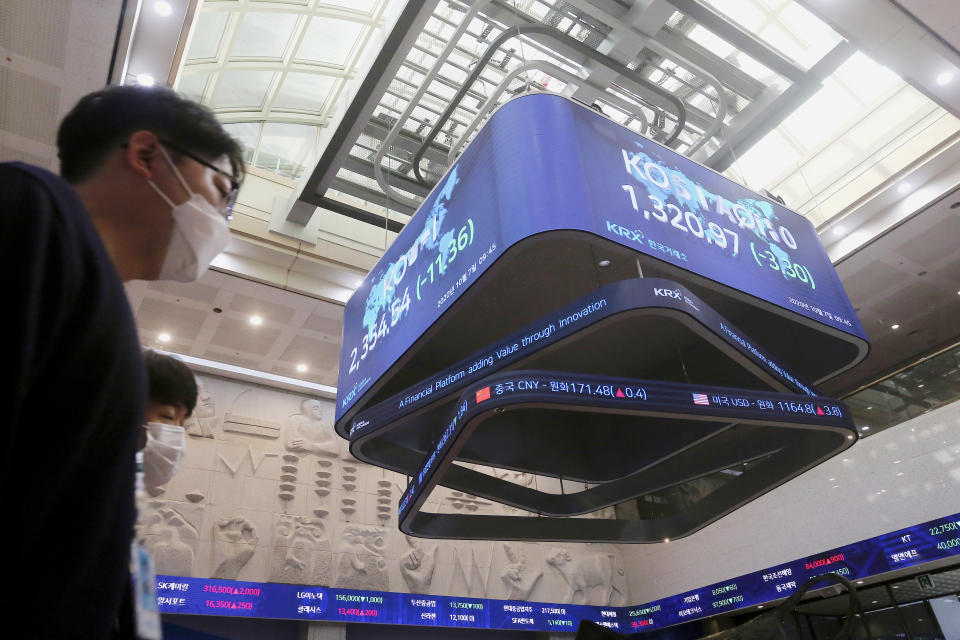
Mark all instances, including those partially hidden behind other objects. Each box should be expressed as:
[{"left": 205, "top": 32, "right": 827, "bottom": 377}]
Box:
[
  {"left": 144, "top": 350, "right": 198, "bottom": 418},
  {"left": 57, "top": 84, "right": 244, "bottom": 185}
]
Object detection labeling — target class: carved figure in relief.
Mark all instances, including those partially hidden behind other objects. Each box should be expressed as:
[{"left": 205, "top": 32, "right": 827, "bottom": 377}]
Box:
[
  {"left": 285, "top": 399, "right": 338, "bottom": 456},
  {"left": 450, "top": 547, "right": 491, "bottom": 597},
  {"left": 335, "top": 526, "right": 389, "bottom": 591},
  {"left": 399, "top": 536, "right": 437, "bottom": 593},
  {"left": 269, "top": 516, "right": 331, "bottom": 585},
  {"left": 185, "top": 378, "right": 217, "bottom": 438},
  {"left": 500, "top": 544, "right": 542, "bottom": 600},
  {"left": 546, "top": 548, "right": 628, "bottom": 606},
  {"left": 144, "top": 505, "right": 199, "bottom": 577},
  {"left": 212, "top": 516, "right": 258, "bottom": 579}
]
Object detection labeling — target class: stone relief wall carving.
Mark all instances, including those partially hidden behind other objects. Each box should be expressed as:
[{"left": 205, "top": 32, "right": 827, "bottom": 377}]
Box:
[
  {"left": 212, "top": 516, "right": 258, "bottom": 579},
  {"left": 269, "top": 515, "right": 331, "bottom": 586},
  {"left": 153, "top": 373, "right": 630, "bottom": 605},
  {"left": 186, "top": 378, "right": 217, "bottom": 438},
  {"left": 143, "top": 502, "right": 201, "bottom": 577},
  {"left": 500, "top": 544, "right": 542, "bottom": 600},
  {"left": 400, "top": 536, "right": 437, "bottom": 593},
  {"left": 546, "top": 547, "right": 628, "bottom": 606},
  {"left": 335, "top": 525, "right": 389, "bottom": 591}
]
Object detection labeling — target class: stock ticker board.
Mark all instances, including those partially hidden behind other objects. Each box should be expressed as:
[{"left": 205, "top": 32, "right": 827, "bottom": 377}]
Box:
[
  {"left": 335, "top": 93, "right": 866, "bottom": 429},
  {"left": 332, "top": 92, "right": 869, "bottom": 543},
  {"left": 157, "top": 510, "right": 960, "bottom": 630}
]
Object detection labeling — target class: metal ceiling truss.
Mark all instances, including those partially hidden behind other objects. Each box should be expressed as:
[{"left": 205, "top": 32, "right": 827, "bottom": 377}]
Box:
[{"left": 291, "top": 0, "right": 851, "bottom": 235}]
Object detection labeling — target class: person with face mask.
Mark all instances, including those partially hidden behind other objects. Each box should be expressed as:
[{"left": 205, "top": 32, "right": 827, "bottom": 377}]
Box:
[
  {"left": 130, "top": 351, "right": 198, "bottom": 639},
  {"left": 140, "top": 349, "right": 198, "bottom": 492},
  {"left": 0, "top": 85, "right": 243, "bottom": 639}
]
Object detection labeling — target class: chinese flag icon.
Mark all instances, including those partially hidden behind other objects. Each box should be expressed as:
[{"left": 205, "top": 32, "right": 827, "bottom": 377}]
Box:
[{"left": 476, "top": 387, "right": 491, "bottom": 403}]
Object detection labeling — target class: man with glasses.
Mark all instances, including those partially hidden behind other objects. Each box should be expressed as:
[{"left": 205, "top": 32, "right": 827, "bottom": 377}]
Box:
[{"left": 0, "top": 84, "right": 244, "bottom": 638}]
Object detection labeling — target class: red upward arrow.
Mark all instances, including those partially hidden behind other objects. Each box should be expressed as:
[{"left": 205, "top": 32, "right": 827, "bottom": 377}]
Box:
[
  {"left": 616, "top": 388, "right": 625, "bottom": 398},
  {"left": 816, "top": 406, "right": 825, "bottom": 415},
  {"left": 233, "top": 588, "right": 239, "bottom": 595}
]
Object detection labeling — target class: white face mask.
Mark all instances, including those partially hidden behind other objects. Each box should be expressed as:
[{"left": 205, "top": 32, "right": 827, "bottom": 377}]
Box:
[
  {"left": 147, "top": 147, "right": 231, "bottom": 282},
  {"left": 142, "top": 422, "right": 187, "bottom": 491}
]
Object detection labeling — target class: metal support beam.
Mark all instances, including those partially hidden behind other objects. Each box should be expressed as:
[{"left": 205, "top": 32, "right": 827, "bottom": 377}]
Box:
[
  {"left": 704, "top": 41, "right": 855, "bottom": 172},
  {"left": 329, "top": 177, "right": 418, "bottom": 218},
  {"left": 363, "top": 118, "right": 451, "bottom": 166},
  {"left": 291, "top": 0, "right": 439, "bottom": 224},
  {"left": 411, "top": 22, "right": 687, "bottom": 184},
  {"left": 340, "top": 155, "right": 430, "bottom": 198},
  {"left": 666, "top": 0, "right": 808, "bottom": 82},
  {"left": 654, "top": 28, "right": 767, "bottom": 101}
]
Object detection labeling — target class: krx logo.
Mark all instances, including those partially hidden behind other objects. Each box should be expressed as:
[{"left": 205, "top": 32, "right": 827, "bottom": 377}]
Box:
[{"left": 654, "top": 288, "right": 681, "bottom": 299}]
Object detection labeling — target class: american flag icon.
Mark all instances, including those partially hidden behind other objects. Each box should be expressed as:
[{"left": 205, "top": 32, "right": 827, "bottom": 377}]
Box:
[{"left": 692, "top": 393, "right": 710, "bottom": 406}]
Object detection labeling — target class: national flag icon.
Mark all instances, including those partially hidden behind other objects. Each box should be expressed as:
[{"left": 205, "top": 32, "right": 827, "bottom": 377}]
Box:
[
  {"left": 692, "top": 393, "right": 710, "bottom": 406},
  {"left": 616, "top": 388, "right": 625, "bottom": 398},
  {"left": 816, "top": 406, "right": 825, "bottom": 415},
  {"left": 476, "top": 386, "right": 491, "bottom": 403}
]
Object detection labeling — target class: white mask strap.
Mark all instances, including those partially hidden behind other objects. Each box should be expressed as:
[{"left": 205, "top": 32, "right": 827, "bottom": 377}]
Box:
[
  {"left": 147, "top": 180, "right": 176, "bottom": 208},
  {"left": 157, "top": 145, "right": 195, "bottom": 196},
  {"left": 147, "top": 145, "right": 196, "bottom": 208}
]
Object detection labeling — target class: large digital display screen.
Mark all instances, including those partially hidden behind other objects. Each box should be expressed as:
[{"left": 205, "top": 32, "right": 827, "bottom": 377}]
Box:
[
  {"left": 158, "top": 511, "right": 960, "bottom": 629},
  {"left": 348, "top": 278, "right": 818, "bottom": 444},
  {"left": 395, "top": 370, "right": 853, "bottom": 534},
  {"left": 337, "top": 94, "right": 864, "bottom": 422}
]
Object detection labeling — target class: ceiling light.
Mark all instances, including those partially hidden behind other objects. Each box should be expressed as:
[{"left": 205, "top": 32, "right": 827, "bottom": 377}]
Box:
[
  {"left": 157, "top": 332, "right": 171, "bottom": 343},
  {"left": 893, "top": 586, "right": 899, "bottom": 589},
  {"left": 872, "top": 601, "right": 878, "bottom": 604},
  {"left": 936, "top": 71, "right": 954, "bottom": 86},
  {"left": 758, "top": 605, "right": 764, "bottom": 609},
  {"left": 296, "top": 364, "right": 308, "bottom": 373},
  {"left": 154, "top": 0, "right": 173, "bottom": 16},
  {"left": 249, "top": 315, "right": 263, "bottom": 326},
  {"left": 846, "top": 435, "right": 854, "bottom": 439},
  {"left": 829, "top": 477, "right": 836, "bottom": 482},
  {"left": 136, "top": 73, "right": 155, "bottom": 87},
  {"left": 891, "top": 324, "right": 900, "bottom": 330},
  {"left": 843, "top": 458, "right": 850, "bottom": 462},
  {"left": 893, "top": 460, "right": 901, "bottom": 464},
  {"left": 918, "top": 384, "right": 924, "bottom": 388},
  {"left": 861, "top": 426, "right": 870, "bottom": 431},
  {"left": 832, "top": 484, "right": 840, "bottom": 489},
  {"left": 867, "top": 406, "right": 873, "bottom": 410},
  {"left": 857, "top": 581, "right": 864, "bottom": 585},
  {"left": 663, "top": 538, "right": 669, "bottom": 543},
  {"left": 598, "top": 259, "right": 611, "bottom": 268},
  {"left": 897, "top": 472, "right": 904, "bottom": 476}
]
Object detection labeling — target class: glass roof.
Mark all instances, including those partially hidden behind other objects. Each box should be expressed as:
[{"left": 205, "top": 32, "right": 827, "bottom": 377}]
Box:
[
  {"left": 726, "top": 51, "right": 960, "bottom": 226},
  {"left": 175, "top": 0, "right": 393, "bottom": 179},
  {"left": 176, "top": 0, "right": 959, "bottom": 233}
]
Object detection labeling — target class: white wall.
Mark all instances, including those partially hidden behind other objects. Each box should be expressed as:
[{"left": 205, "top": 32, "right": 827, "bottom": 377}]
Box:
[
  {"left": 145, "top": 373, "right": 630, "bottom": 607},
  {"left": 622, "top": 399, "right": 960, "bottom": 604}
]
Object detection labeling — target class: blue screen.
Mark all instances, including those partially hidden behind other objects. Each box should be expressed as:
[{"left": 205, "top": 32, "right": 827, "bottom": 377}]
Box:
[
  {"left": 337, "top": 94, "right": 864, "bottom": 421},
  {"left": 158, "top": 510, "right": 960, "bottom": 630}
]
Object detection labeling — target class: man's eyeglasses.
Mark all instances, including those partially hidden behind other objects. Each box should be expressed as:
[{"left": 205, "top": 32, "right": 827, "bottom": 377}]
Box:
[
  {"left": 123, "top": 139, "right": 240, "bottom": 218},
  {"left": 159, "top": 140, "right": 239, "bottom": 217}
]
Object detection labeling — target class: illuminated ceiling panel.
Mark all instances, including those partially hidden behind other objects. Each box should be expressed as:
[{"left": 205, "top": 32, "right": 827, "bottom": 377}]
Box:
[
  {"left": 175, "top": 0, "right": 959, "bottom": 236},
  {"left": 175, "top": 0, "right": 393, "bottom": 180}
]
